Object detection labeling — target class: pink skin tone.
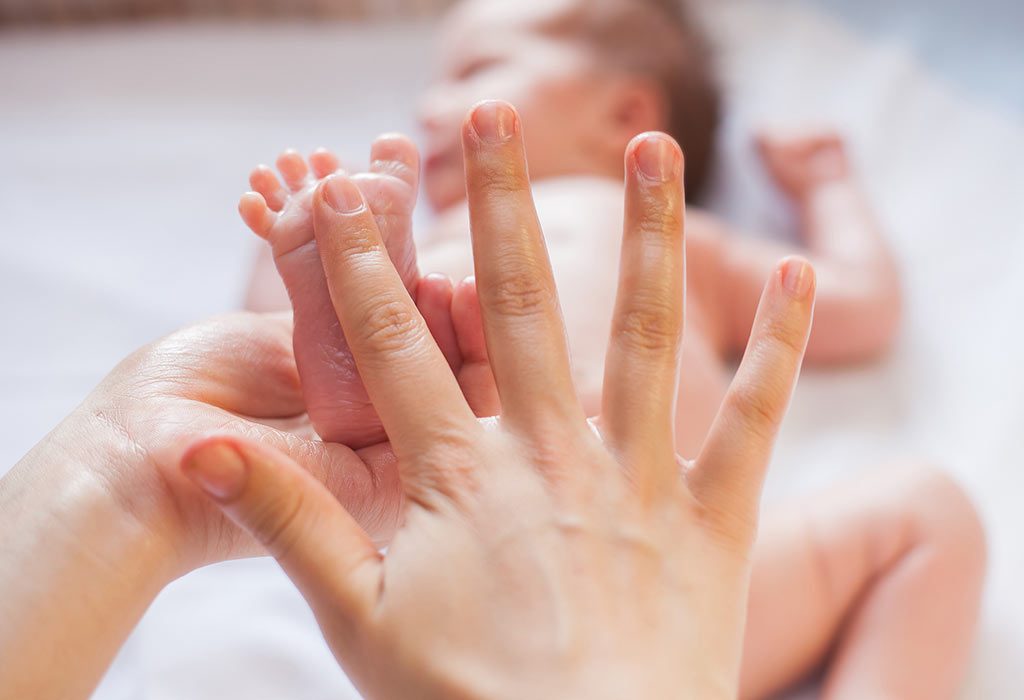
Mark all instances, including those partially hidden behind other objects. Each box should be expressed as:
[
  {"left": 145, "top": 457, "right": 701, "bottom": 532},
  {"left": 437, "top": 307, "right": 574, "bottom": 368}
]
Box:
[
  {"left": 242, "top": 128, "right": 985, "bottom": 700},
  {"left": 240, "top": 136, "right": 498, "bottom": 447},
  {"left": 202, "top": 114, "right": 822, "bottom": 699},
  {"left": 238, "top": 2, "right": 984, "bottom": 696}
]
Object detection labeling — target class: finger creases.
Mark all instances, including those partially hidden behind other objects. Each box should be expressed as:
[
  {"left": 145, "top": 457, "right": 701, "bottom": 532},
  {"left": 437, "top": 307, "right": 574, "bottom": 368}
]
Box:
[
  {"left": 310, "top": 174, "right": 480, "bottom": 504},
  {"left": 460, "top": 100, "right": 583, "bottom": 433},
  {"left": 601, "top": 133, "right": 686, "bottom": 474},
  {"left": 691, "top": 257, "right": 816, "bottom": 529},
  {"left": 180, "top": 436, "right": 381, "bottom": 620}
]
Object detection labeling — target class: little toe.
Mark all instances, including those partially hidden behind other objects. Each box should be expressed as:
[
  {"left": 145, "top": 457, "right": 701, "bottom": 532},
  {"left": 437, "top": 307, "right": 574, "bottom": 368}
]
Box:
[
  {"left": 276, "top": 149, "right": 312, "bottom": 192},
  {"left": 249, "top": 165, "right": 288, "bottom": 211},
  {"left": 309, "top": 148, "right": 341, "bottom": 179},
  {"left": 369, "top": 133, "right": 420, "bottom": 191},
  {"left": 239, "top": 192, "right": 278, "bottom": 239}
]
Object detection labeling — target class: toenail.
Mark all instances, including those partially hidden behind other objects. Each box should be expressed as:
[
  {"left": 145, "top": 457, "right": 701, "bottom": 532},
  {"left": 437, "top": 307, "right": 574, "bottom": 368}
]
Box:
[
  {"left": 470, "top": 100, "right": 517, "bottom": 144},
  {"left": 322, "top": 176, "right": 364, "bottom": 214}
]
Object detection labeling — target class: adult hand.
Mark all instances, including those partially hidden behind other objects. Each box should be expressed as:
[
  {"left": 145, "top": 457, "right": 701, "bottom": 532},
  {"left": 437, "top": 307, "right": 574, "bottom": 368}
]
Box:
[
  {"left": 0, "top": 313, "right": 409, "bottom": 699},
  {"left": 185, "top": 101, "right": 817, "bottom": 699}
]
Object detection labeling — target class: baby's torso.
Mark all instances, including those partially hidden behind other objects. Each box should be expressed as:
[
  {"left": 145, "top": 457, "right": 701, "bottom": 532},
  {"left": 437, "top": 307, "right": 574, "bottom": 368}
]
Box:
[{"left": 419, "top": 176, "right": 729, "bottom": 458}]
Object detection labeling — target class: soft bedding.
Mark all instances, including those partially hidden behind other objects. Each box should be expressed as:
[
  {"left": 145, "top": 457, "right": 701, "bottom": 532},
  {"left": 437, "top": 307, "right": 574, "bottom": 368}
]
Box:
[{"left": 1, "top": 1, "right": 1021, "bottom": 696}]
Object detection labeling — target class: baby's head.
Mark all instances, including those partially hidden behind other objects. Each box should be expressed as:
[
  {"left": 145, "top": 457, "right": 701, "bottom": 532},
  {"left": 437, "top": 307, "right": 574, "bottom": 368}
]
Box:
[{"left": 418, "top": 0, "right": 720, "bottom": 212}]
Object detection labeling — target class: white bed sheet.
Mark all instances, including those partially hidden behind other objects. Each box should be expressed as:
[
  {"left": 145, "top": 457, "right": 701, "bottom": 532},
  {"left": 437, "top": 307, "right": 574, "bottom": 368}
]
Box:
[{"left": 1, "top": 1, "right": 1021, "bottom": 697}]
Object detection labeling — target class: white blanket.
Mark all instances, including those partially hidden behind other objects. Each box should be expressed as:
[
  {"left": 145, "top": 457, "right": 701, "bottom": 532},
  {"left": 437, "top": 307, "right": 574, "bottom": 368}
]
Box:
[{"left": 1, "top": 1, "right": 1021, "bottom": 697}]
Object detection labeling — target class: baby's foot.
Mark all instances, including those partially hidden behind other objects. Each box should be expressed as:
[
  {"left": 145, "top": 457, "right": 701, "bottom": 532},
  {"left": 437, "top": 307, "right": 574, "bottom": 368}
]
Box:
[
  {"left": 756, "top": 130, "right": 851, "bottom": 200},
  {"left": 239, "top": 136, "right": 421, "bottom": 448}
]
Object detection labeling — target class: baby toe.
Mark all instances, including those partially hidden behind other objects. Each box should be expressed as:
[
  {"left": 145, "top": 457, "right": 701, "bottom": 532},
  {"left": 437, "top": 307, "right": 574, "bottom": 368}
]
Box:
[
  {"left": 309, "top": 148, "right": 342, "bottom": 179},
  {"left": 249, "top": 165, "right": 288, "bottom": 211},
  {"left": 370, "top": 133, "right": 420, "bottom": 191},
  {"left": 239, "top": 192, "right": 278, "bottom": 239},
  {"left": 276, "top": 149, "right": 312, "bottom": 192}
]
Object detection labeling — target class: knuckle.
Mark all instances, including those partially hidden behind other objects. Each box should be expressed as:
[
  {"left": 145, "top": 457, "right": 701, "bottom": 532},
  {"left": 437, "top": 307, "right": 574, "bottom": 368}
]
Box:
[
  {"left": 637, "top": 198, "right": 683, "bottom": 239},
  {"left": 356, "top": 299, "right": 425, "bottom": 355},
  {"left": 408, "top": 433, "right": 481, "bottom": 502},
  {"left": 483, "top": 270, "right": 556, "bottom": 319},
  {"left": 613, "top": 301, "right": 681, "bottom": 354},
  {"left": 331, "top": 221, "right": 381, "bottom": 259},
  {"left": 727, "top": 383, "right": 783, "bottom": 439},
  {"left": 480, "top": 162, "right": 530, "bottom": 196},
  {"left": 758, "top": 316, "right": 807, "bottom": 358}
]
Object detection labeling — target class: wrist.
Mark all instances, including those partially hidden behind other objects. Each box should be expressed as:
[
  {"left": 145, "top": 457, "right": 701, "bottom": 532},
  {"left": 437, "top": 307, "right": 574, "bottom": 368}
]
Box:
[
  {"left": 0, "top": 411, "right": 181, "bottom": 698},
  {"left": 795, "top": 173, "right": 854, "bottom": 204},
  {"left": 12, "top": 407, "right": 185, "bottom": 584}
]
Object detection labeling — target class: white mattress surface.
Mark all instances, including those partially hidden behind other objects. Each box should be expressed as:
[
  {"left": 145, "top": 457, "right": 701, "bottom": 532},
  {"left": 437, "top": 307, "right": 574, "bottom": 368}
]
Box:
[{"left": 1, "top": 1, "right": 1022, "bottom": 697}]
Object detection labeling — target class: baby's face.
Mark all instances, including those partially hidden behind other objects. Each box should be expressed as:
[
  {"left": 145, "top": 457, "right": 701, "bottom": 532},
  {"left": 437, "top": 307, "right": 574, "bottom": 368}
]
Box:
[{"left": 418, "top": 0, "right": 614, "bottom": 213}]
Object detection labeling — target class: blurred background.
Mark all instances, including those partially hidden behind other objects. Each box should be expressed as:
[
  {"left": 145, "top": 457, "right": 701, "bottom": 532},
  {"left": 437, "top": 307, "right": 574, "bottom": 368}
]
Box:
[{"left": 1, "top": 1, "right": 1022, "bottom": 698}]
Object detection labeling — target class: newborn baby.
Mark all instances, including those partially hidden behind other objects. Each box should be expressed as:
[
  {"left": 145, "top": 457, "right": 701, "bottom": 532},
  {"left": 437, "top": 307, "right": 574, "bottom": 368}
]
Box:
[{"left": 239, "top": 1, "right": 985, "bottom": 698}]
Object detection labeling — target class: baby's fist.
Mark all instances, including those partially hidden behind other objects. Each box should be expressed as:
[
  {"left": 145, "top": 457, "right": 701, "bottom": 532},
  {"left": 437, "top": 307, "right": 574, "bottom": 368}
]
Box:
[{"left": 756, "top": 129, "right": 851, "bottom": 199}]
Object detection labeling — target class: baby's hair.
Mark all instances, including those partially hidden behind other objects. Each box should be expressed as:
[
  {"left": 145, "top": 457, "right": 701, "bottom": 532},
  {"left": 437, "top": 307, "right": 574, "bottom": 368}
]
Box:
[{"left": 544, "top": 0, "right": 721, "bottom": 201}]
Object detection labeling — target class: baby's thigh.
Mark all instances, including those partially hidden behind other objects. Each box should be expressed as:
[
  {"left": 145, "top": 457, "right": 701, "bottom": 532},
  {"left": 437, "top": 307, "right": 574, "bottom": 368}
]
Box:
[{"left": 740, "top": 465, "right": 985, "bottom": 699}]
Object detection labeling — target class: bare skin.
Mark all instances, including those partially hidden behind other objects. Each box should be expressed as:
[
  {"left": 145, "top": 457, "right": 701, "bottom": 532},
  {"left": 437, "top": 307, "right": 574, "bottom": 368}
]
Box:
[
  {"left": 238, "top": 1, "right": 985, "bottom": 696},
  {"left": 0, "top": 119, "right": 818, "bottom": 699},
  {"left": 197, "top": 115, "right": 820, "bottom": 699}
]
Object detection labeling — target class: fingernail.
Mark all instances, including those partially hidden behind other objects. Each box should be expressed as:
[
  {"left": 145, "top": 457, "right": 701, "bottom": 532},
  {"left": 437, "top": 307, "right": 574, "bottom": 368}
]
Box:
[
  {"left": 182, "top": 441, "right": 248, "bottom": 501},
  {"left": 322, "top": 175, "right": 364, "bottom": 214},
  {"left": 470, "top": 101, "right": 517, "bottom": 144},
  {"left": 635, "top": 134, "right": 681, "bottom": 182},
  {"left": 781, "top": 258, "right": 814, "bottom": 298}
]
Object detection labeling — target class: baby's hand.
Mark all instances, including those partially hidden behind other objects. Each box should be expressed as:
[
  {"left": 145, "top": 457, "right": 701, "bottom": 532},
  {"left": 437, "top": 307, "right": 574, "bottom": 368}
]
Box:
[
  {"left": 239, "top": 138, "right": 497, "bottom": 448},
  {"left": 756, "top": 130, "right": 851, "bottom": 200}
]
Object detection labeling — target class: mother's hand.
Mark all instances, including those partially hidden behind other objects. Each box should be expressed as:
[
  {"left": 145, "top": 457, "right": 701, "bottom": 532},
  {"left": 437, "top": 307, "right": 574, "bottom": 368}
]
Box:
[
  {"left": 0, "top": 312, "right": 407, "bottom": 699},
  {"left": 186, "top": 101, "right": 817, "bottom": 699},
  {"left": 70, "top": 312, "right": 407, "bottom": 566}
]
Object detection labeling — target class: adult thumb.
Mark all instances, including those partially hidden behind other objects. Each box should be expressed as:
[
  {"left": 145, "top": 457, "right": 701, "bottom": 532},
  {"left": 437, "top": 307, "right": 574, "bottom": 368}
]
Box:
[{"left": 181, "top": 436, "right": 381, "bottom": 620}]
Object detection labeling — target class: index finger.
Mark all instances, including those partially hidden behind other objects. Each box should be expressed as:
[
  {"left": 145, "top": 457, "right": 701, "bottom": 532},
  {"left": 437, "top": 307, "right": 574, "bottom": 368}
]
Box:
[{"left": 312, "top": 174, "right": 480, "bottom": 504}]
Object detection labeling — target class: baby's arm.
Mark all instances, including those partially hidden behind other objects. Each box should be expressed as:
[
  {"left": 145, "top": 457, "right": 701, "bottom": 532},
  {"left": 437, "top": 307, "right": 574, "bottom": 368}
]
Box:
[{"left": 694, "top": 132, "right": 901, "bottom": 364}]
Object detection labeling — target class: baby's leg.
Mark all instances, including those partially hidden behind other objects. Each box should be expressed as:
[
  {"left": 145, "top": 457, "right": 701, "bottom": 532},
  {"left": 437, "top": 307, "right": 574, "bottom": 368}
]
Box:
[
  {"left": 740, "top": 466, "right": 986, "bottom": 700},
  {"left": 240, "top": 138, "right": 421, "bottom": 448}
]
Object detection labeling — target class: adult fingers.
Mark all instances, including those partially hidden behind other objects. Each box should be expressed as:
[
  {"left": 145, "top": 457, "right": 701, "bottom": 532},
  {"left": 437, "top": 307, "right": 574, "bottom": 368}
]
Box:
[
  {"left": 600, "top": 133, "right": 686, "bottom": 481},
  {"left": 690, "top": 257, "right": 816, "bottom": 537},
  {"left": 461, "top": 100, "right": 583, "bottom": 434},
  {"left": 312, "top": 174, "right": 480, "bottom": 506},
  {"left": 181, "top": 436, "right": 381, "bottom": 626}
]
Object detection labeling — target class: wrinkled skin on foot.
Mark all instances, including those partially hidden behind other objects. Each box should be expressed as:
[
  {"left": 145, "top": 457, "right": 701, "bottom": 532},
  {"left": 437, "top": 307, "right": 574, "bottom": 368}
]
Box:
[{"left": 239, "top": 137, "right": 497, "bottom": 448}]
